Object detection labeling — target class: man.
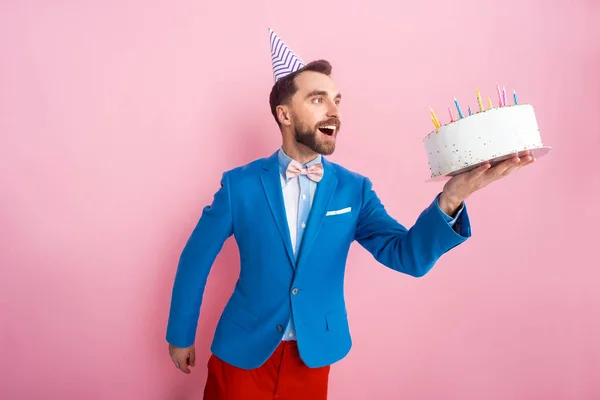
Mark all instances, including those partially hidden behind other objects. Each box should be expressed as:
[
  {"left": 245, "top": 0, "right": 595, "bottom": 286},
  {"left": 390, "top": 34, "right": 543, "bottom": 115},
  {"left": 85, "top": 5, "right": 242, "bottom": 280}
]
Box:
[{"left": 166, "top": 29, "right": 534, "bottom": 399}]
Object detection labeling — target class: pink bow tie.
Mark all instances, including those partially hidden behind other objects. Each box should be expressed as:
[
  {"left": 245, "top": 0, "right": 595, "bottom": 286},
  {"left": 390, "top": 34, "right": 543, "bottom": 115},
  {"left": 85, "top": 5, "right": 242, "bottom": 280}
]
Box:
[{"left": 285, "top": 160, "right": 324, "bottom": 182}]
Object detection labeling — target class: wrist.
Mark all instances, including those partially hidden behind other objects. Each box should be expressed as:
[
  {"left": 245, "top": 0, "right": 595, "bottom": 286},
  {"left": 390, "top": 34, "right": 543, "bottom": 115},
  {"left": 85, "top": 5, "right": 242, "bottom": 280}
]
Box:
[{"left": 439, "top": 192, "right": 463, "bottom": 217}]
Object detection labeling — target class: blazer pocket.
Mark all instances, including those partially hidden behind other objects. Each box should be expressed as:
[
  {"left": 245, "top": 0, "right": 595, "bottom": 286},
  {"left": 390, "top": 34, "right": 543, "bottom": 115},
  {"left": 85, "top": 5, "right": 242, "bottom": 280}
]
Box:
[
  {"left": 324, "top": 209, "right": 353, "bottom": 223},
  {"left": 223, "top": 305, "right": 258, "bottom": 331},
  {"left": 325, "top": 309, "right": 349, "bottom": 331}
]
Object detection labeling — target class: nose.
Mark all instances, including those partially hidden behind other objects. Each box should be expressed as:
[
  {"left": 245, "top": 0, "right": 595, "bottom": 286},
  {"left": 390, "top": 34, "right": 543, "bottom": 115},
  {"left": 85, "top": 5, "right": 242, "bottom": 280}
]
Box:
[{"left": 326, "top": 100, "right": 340, "bottom": 119}]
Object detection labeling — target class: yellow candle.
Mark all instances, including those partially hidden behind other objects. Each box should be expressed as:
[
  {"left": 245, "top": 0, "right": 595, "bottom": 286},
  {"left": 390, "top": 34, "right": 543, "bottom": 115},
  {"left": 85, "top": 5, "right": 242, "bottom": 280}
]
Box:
[
  {"left": 488, "top": 97, "right": 493, "bottom": 109},
  {"left": 476, "top": 89, "right": 484, "bottom": 112},
  {"left": 430, "top": 108, "right": 440, "bottom": 128}
]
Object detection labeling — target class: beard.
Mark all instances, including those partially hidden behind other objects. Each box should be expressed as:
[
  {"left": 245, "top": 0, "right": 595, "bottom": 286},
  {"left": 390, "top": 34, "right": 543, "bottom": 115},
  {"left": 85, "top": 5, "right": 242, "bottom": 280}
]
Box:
[{"left": 292, "top": 118, "right": 339, "bottom": 156}]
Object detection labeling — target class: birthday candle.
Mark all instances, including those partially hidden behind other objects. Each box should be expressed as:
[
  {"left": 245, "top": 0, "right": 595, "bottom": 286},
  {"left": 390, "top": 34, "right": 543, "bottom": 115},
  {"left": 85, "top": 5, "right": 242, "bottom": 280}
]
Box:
[
  {"left": 502, "top": 86, "right": 507, "bottom": 107},
  {"left": 468, "top": 105, "right": 472, "bottom": 116},
  {"left": 430, "top": 107, "right": 440, "bottom": 128},
  {"left": 454, "top": 97, "right": 464, "bottom": 119},
  {"left": 431, "top": 116, "right": 439, "bottom": 129},
  {"left": 488, "top": 97, "right": 493, "bottom": 109},
  {"left": 476, "top": 89, "right": 484, "bottom": 112},
  {"left": 513, "top": 90, "right": 518, "bottom": 105},
  {"left": 496, "top": 83, "right": 503, "bottom": 106},
  {"left": 448, "top": 106, "right": 455, "bottom": 122},
  {"left": 430, "top": 108, "right": 439, "bottom": 127}
]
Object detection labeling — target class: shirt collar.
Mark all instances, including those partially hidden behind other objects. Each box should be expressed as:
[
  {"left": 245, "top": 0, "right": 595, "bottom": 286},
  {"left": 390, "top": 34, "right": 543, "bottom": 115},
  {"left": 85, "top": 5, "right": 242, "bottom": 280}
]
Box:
[{"left": 277, "top": 147, "right": 323, "bottom": 182}]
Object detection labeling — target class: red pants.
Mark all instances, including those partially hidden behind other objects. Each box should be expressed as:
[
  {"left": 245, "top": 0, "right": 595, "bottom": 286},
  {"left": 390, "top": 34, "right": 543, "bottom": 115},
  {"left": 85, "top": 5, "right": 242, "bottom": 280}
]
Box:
[{"left": 203, "top": 340, "right": 330, "bottom": 400}]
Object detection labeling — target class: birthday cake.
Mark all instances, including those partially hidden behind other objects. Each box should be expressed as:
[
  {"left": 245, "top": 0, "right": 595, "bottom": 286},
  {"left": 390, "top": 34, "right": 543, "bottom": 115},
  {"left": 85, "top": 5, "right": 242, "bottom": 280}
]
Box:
[{"left": 423, "top": 88, "right": 550, "bottom": 179}]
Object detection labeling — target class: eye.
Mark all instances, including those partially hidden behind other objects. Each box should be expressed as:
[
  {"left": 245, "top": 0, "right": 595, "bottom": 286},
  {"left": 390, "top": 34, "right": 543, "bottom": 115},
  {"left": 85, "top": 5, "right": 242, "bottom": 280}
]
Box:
[{"left": 312, "top": 97, "right": 323, "bottom": 103}]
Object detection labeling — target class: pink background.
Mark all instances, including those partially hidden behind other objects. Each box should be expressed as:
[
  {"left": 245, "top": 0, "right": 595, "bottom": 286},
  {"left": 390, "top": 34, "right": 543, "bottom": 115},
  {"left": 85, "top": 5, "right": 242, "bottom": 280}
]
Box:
[{"left": 1, "top": 0, "right": 599, "bottom": 399}]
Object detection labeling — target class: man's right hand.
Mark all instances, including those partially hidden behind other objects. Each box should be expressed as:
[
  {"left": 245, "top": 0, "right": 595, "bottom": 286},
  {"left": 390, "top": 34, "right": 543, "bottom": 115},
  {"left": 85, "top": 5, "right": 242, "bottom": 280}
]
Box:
[{"left": 169, "top": 343, "right": 196, "bottom": 374}]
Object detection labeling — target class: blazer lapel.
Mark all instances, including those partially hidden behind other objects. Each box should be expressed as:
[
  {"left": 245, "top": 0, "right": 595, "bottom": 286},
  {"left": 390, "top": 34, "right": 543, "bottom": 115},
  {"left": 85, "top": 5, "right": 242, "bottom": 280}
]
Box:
[
  {"left": 260, "top": 151, "right": 295, "bottom": 267},
  {"left": 296, "top": 157, "right": 338, "bottom": 270}
]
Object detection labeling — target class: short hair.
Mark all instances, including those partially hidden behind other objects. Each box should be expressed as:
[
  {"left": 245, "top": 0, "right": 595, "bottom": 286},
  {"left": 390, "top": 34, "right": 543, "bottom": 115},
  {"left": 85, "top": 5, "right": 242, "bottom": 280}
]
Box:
[{"left": 268, "top": 59, "right": 333, "bottom": 127}]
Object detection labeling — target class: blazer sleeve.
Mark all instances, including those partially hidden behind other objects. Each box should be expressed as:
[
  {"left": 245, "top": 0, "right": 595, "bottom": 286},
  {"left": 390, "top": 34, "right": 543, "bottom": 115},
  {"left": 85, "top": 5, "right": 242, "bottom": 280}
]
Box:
[
  {"left": 354, "top": 177, "right": 471, "bottom": 277},
  {"left": 166, "top": 172, "right": 234, "bottom": 347}
]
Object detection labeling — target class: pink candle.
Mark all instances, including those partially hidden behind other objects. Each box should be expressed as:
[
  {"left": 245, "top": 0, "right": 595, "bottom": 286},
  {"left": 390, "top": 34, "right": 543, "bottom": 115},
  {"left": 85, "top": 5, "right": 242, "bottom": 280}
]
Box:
[
  {"left": 496, "top": 83, "right": 503, "bottom": 106},
  {"left": 448, "top": 106, "right": 455, "bottom": 122},
  {"left": 502, "top": 86, "right": 507, "bottom": 107}
]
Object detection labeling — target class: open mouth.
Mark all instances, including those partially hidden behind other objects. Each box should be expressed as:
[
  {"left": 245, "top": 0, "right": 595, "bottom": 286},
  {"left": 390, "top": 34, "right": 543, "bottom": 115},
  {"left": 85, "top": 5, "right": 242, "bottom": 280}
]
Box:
[{"left": 318, "top": 125, "right": 337, "bottom": 136}]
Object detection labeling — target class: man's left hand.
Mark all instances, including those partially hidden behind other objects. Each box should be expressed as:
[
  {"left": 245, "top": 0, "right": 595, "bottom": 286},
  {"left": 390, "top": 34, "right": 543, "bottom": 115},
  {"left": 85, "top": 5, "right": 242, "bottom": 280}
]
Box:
[{"left": 438, "top": 152, "right": 536, "bottom": 216}]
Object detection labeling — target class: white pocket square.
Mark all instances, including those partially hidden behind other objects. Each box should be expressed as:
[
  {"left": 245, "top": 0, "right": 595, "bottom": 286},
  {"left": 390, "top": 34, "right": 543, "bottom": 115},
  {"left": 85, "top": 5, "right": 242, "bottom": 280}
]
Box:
[{"left": 326, "top": 207, "right": 351, "bottom": 216}]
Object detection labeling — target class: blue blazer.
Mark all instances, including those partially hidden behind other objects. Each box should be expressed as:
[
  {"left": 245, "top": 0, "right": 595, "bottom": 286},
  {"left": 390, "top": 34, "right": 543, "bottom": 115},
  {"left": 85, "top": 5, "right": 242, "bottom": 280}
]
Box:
[{"left": 166, "top": 150, "right": 471, "bottom": 369}]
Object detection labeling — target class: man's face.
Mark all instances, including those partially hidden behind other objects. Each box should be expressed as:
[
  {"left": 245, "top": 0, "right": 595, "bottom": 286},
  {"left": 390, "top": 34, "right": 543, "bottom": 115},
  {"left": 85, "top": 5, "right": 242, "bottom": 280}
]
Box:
[{"left": 287, "top": 71, "right": 342, "bottom": 156}]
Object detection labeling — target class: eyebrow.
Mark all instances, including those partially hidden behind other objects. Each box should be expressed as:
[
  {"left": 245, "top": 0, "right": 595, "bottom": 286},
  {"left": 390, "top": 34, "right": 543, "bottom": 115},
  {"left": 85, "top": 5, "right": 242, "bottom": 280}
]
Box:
[{"left": 305, "top": 90, "right": 342, "bottom": 100}]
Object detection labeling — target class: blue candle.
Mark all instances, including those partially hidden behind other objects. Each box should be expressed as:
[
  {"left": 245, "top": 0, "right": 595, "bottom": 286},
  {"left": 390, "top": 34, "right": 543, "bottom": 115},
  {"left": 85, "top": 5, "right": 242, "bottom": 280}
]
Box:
[
  {"left": 468, "top": 105, "right": 472, "bottom": 116},
  {"left": 454, "top": 97, "right": 464, "bottom": 119},
  {"left": 513, "top": 90, "right": 518, "bottom": 105}
]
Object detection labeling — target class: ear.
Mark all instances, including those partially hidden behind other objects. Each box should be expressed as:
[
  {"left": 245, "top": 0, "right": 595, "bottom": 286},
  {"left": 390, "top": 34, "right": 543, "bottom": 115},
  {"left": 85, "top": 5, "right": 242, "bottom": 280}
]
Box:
[{"left": 276, "top": 105, "right": 292, "bottom": 126}]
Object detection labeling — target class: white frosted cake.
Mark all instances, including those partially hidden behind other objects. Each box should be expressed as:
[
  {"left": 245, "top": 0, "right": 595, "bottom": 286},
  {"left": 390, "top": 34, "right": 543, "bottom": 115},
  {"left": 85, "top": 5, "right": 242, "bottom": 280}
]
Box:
[{"left": 424, "top": 104, "right": 546, "bottom": 179}]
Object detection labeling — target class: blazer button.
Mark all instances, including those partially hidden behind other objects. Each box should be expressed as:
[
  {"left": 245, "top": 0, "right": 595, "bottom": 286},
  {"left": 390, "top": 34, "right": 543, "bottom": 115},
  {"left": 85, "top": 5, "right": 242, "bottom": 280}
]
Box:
[
  {"left": 277, "top": 325, "right": 284, "bottom": 332},
  {"left": 292, "top": 288, "right": 299, "bottom": 295}
]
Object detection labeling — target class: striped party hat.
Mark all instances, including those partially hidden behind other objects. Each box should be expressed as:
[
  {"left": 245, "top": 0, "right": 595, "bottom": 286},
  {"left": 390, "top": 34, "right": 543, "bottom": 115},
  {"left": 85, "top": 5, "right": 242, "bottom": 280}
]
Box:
[{"left": 269, "top": 28, "right": 305, "bottom": 83}]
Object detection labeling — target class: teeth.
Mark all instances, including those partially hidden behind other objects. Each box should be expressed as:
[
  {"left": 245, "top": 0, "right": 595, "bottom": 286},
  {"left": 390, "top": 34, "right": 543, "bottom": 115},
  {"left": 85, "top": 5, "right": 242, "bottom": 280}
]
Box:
[{"left": 321, "top": 125, "right": 336, "bottom": 130}]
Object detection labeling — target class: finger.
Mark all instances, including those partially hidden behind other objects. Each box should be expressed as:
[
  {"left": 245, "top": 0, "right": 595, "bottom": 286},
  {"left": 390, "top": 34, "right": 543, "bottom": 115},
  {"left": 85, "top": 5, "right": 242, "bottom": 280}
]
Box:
[
  {"left": 501, "top": 164, "right": 520, "bottom": 177},
  {"left": 521, "top": 155, "right": 536, "bottom": 167},
  {"left": 503, "top": 155, "right": 535, "bottom": 176},
  {"left": 469, "top": 162, "right": 491, "bottom": 179},
  {"left": 515, "top": 155, "right": 533, "bottom": 169},
  {"left": 519, "top": 155, "right": 533, "bottom": 164},
  {"left": 176, "top": 356, "right": 191, "bottom": 374},
  {"left": 189, "top": 348, "right": 196, "bottom": 367},
  {"left": 501, "top": 155, "right": 533, "bottom": 177},
  {"left": 488, "top": 156, "right": 520, "bottom": 178}
]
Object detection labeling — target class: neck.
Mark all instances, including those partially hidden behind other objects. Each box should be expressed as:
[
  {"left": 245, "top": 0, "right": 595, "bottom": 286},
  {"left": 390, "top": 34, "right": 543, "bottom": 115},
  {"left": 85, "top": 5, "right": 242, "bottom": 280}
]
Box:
[{"left": 281, "top": 134, "right": 321, "bottom": 165}]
